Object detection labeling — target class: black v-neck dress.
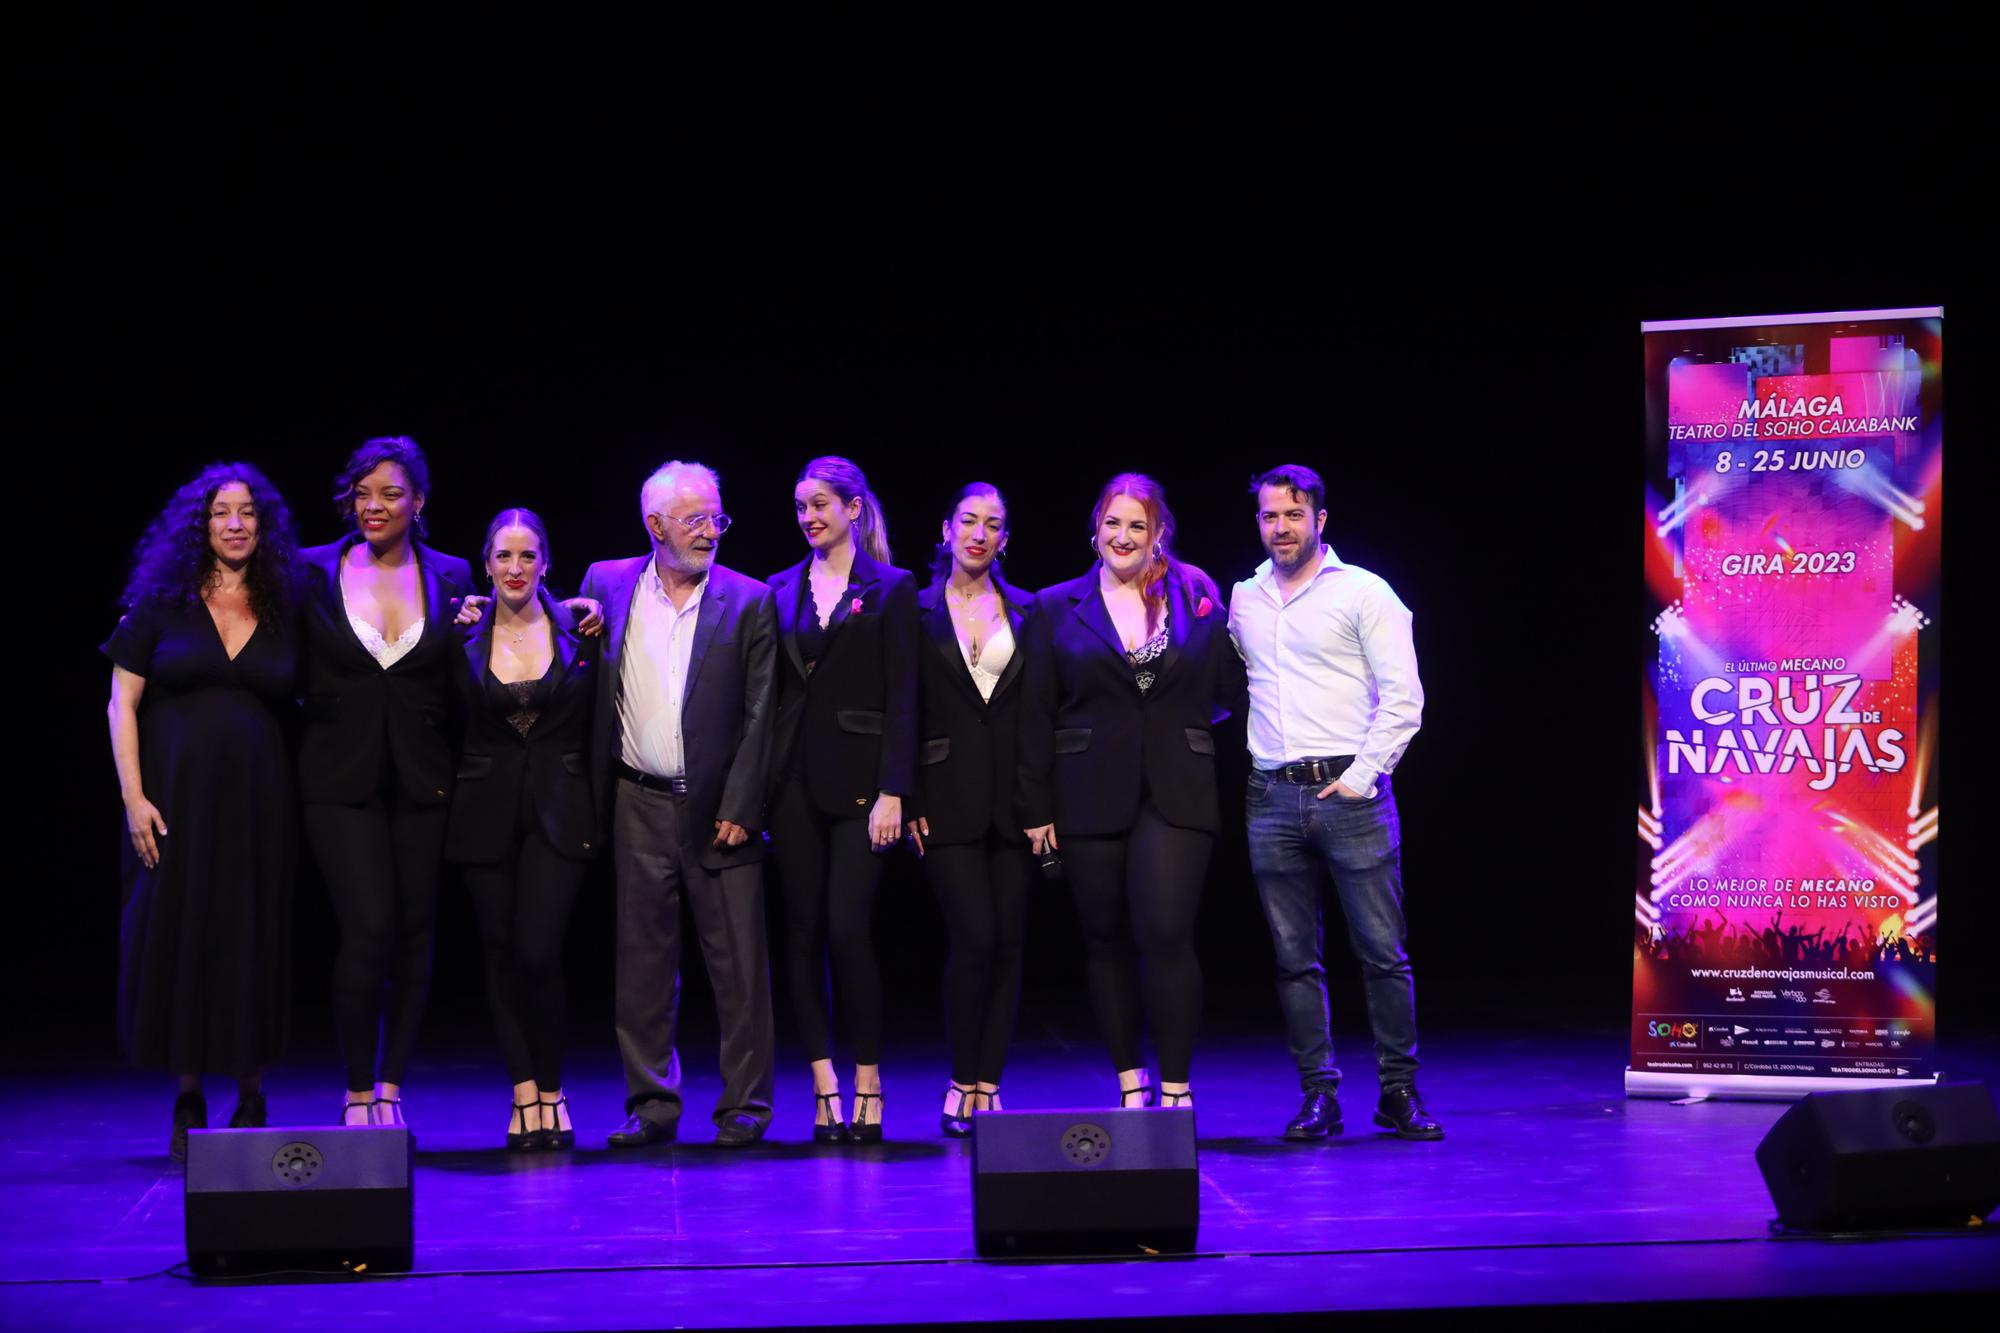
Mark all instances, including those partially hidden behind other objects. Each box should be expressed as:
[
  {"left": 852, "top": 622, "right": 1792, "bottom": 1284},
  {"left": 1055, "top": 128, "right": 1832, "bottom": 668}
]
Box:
[{"left": 104, "top": 596, "right": 299, "bottom": 1075}]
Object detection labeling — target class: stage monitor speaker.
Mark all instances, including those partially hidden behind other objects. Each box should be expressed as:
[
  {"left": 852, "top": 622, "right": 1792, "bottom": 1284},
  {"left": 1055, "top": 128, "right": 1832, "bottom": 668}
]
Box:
[
  {"left": 185, "top": 1125, "right": 413, "bottom": 1275},
  {"left": 1754, "top": 1081, "right": 2000, "bottom": 1232},
  {"left": 971, "top": 1106, "right": 1198, "bottom": 1256}
]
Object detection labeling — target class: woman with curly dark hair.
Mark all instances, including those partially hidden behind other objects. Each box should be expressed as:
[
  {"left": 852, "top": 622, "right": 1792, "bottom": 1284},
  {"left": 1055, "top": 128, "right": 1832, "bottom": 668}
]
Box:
[{"left": 104, "top": 462, "right": 302, "bottom": 1159}]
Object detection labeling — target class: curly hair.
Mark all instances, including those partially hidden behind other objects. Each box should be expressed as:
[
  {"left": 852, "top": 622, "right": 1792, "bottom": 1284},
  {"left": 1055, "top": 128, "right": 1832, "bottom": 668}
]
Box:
[
  {"left": 120, "top": 462, "right": 300, "bottom": 623},
  {"left": 332, "top": 436, "right": 431, "bottom": 536}
]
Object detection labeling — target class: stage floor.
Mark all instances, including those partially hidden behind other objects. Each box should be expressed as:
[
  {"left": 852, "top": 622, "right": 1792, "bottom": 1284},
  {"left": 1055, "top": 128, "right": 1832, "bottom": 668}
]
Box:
[{"left": 5, "top": 1025, "right": 1997, "bottom": 1329}]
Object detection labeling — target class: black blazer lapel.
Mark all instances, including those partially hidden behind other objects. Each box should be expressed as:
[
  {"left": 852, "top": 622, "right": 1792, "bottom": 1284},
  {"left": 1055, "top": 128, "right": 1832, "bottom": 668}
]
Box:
[
  {"left": 405, "top": 540, "right": 450, "bottom": 667},
  {"left": 1070, "top": 572, "right": 1130, "bottom": 663},
  {"left": 1148, "top": 569, "right": 1189, "bottom": 686},
  {"left": 772, "top": 560, "right": 810, "bottom": 682},
  {"left": 922, "top": 582, "right": 986, "bottom": 710},
  {"left": 465, "top": 598, "right": 495, "bottom": 685},
  {"left": 600, "top": 555, "right": 648, "bottom": 672},
  {"left": 325, "top": 534, "right": 385, "bottom": 668},
  {"left": 544, "top": 590, "right": 583, "bottom": 695},
  {"left": 989, "top": 584, "right": 1033, "bottom": 702},
  {"left": 680, "top": 577, "right": 726, "bottom": 708},
  {"left": 817, "top": 548, "right": 882, "bottom": 672}
]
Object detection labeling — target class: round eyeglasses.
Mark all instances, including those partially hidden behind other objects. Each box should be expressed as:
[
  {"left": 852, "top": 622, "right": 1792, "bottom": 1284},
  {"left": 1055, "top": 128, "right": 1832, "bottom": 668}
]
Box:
[{"left": 665, "top": 513, "right": 731, "bottom": 534}]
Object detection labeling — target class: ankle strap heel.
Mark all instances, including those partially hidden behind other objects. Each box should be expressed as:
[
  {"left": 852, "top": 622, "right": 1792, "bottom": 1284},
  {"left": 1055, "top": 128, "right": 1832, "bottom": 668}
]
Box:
[
  {"left": 850, "top": 1091, "right": 884, "bottom": 1144},
  {"left": 507, "top": 1100, "right": 540, "bottom": 1151},
  {"left": 813, "top": 1091, "right": 850, "bottom": 1144},
  {"left": 538, "top": 1095, "right": 575, "bottom": 1150}
]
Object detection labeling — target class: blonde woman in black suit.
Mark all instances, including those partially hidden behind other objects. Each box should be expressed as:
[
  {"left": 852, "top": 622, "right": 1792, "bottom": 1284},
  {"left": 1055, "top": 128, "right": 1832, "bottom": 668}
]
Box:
[{"left": 767, "top": 457, "right": 918, "bottom": 1143}]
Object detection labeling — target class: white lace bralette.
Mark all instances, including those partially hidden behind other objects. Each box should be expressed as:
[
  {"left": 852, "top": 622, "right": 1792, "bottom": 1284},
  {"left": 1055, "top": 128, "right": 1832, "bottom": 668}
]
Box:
[{"left": 348, "top": 612, "right": 425, "bottom": 669}]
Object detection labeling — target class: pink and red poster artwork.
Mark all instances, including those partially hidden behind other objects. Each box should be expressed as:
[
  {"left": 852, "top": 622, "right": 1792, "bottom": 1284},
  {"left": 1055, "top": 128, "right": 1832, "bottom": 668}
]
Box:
[{"left": 1632, "top": 308, "right": 1942, "bottom": 1099}]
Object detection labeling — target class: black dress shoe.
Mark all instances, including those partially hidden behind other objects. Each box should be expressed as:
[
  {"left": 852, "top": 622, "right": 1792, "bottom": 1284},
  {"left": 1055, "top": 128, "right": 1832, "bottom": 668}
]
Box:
[
  {"left": 715, "top": 1114, "right": 766, "bottom": 1148},
  {"left": 607, "top": 1112, "right": 677, "bottom": 1148},
  {"left": 227, "top": 1091, "right": 267, "bottom": 1129},
  {"left": 1373, "top": 1084, "right": 1444, "bottom": 1140},
  {"left": 1283, "top": 1085, "right": 1342, "bottom": 1141},
  {"left": 170, "top": 1091, "right": 207, "bottom": 1161}
]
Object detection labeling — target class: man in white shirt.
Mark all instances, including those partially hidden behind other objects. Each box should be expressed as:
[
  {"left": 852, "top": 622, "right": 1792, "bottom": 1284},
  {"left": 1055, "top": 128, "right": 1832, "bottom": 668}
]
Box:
[
  {"left": 1228, "top": 464, "right": 1441, "bottom": 1142},
  {"left": 583, "top": 461, "right": 780, "bottom": 1149}
]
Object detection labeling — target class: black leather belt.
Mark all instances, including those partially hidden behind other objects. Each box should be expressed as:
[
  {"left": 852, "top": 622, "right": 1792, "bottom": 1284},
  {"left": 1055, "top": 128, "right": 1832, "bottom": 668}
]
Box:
[
  {"left": 1267, "top": 756, "right": 1355, "bottom": 785},
  {"left": 616, "top": 761, "right": 688, "bottom": 795}
]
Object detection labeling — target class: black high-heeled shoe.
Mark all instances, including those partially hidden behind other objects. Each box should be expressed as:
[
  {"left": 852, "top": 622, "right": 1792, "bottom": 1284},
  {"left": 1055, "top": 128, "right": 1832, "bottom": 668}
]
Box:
[
  {"left": 1160, "top": 1088, "right": 1193, "bottom": 1108},
  {"left": 170, "top": 1090, "right": 207, "bottom": 1161},
  {"left": 507, "top": 1100, "right": 540, "bottom": 1152},
  {"left": 340, "top": 1096, "right": 375, "bottom": 1127},
  {"left": 813, "top": 1090, "right": 850, "bottom": 1144},
  {"left": 371, "top": 1096, "right": 405, "bottom": 1127},
  {"left": 850, "top": 1090, "right": 884, "bottom": 1144},
  {"left": 538, "top": 1095, "right": 575, "bottom": 1150},
  {"left": 227, "top": 1091, "right": 266, "bottom": 1129},
  {"left": 941, "top": 1082, "right": 976, "bottom": 1137},
  {"left": 1118, "top": 1080, "right": 1157, "bottom": 1109}
]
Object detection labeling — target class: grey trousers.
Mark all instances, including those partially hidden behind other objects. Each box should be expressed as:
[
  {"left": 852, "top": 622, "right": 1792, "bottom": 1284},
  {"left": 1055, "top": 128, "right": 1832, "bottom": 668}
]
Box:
[{"left": 613, "top": 777, "right": 776, "bottom": 1130}]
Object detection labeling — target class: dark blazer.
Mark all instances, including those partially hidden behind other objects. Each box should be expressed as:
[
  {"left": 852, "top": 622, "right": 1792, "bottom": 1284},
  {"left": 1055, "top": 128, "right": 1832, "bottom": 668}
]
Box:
[
  {"left": 1017, "top": 563, "right": 1243, "bottom": 837},
  {"left": 297, "top": 534, "right": 476, "bottom": 806},
  {"left": 444, "top": 592, "right": 597, "bottom": 863},
  {"left": 579, "top": 556, "right": 779, "bottom": 870},
  {"left": 907, "top": 573, "right": 1035, "bottom": 846},
  {"left": 768, "top": 547, "right": 919, "bottom": 816}
]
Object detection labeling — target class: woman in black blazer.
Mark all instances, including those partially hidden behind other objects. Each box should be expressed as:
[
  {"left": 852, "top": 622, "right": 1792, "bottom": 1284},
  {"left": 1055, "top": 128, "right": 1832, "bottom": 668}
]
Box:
[
  {"left": 299, "top": 438, "right": 474, "bottom": 1127},
  {"left": 768, "top": 457, "right": 918, "bottom": 1142},
  {"left": 1017, "top": 473, "right": 1242, "bottom": 1110},
  {"left": 445, "top": 509, "right": 597, "bottom": 1151},
  {"left": 904, "top": 483, "right": 1035, "bottom": 1136}
]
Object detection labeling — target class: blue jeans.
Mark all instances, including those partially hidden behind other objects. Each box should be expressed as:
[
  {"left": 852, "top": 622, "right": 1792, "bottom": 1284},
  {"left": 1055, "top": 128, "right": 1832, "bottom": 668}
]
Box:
[{"left": 1246, "top": 768, "right": 1419, "bottom": 1091}]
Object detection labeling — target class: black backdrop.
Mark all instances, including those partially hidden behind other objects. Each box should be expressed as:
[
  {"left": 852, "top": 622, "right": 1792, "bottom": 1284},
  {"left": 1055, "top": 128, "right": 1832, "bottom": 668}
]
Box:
[{"left": 25, "top": 55, "right": 1990, "bottom": 1066}]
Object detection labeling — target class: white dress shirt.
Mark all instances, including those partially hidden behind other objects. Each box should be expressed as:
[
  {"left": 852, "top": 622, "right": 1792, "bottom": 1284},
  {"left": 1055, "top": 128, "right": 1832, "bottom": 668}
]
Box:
[
  {"left": 1227, "top": 545, "right": 1423, "bottom": 798},
  {"left": 617, "top": 561, "right": 706, "bottom": 779}
]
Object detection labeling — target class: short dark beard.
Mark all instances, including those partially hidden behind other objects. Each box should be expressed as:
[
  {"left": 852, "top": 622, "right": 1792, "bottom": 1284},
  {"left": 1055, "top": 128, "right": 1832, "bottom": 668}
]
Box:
[{"left": 1267, "top": 539, "right": 1316, "bottom": 575}]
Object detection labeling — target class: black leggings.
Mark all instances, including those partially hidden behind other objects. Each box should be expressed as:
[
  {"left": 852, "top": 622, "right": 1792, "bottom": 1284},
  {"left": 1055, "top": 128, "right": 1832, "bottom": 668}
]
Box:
[
  {"left": 1060, "top": 806, "right": 1212, "bottom": 1084},
  {"left": 461, "top": 828, "right": 587, "bottom": 1090},
  {"left": 925, "top": 835, "right": 1031, "bottom": 1085},
  {"left": 771, "top": 778, "right": 885, "bottom": 1065},
  {"left": 304, "top": 787, "right": 447, "bottom": 1092}
]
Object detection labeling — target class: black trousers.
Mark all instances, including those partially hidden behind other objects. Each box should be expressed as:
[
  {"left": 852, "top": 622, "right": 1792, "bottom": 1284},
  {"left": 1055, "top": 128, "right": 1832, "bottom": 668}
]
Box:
[
  {"left": 461, "top": 825, "right": 587, "bottom": 1090},
  {"left": 613, "top": 777, "right": 776, "bottom": 1130},
  {"left": 1061, "top": 805, "right": 1212, "bottom": 1084},
  {"left": 771, "top": 777, "right": 885, "bottom": 1065},
  {"left": 304, "top": 781, "right": 447, "bottom": 1092},
  {"left": 924, "top": 834, "right": 1031, "bottom": 1085}
]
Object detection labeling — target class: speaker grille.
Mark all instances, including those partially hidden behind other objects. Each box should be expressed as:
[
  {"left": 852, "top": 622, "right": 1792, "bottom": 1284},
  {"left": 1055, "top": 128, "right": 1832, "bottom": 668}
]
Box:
[
  {"left": 1060, "top": 1123, "right": 1110, "bottom": 1165},
  {"left": 273, "top": 1142, "right": 324, "bottom": 1187}
]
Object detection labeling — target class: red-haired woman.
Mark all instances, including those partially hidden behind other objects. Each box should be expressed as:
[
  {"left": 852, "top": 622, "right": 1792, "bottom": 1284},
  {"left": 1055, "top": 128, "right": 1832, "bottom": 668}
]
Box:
[{"left": 1017, "top": 473, "right": 1242, "bottom": 1109}]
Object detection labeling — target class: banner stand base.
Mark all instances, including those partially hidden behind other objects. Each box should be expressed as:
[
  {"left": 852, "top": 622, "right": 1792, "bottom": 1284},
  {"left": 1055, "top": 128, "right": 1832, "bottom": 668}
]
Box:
[{"left": 1625, "top": 1068, "right": 1942, "bottom": 1102}]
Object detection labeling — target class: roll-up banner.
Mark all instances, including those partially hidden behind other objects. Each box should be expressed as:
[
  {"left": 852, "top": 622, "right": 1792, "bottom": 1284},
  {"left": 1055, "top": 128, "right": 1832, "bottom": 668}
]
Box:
[{"left": 1631, "top": 307, "right": 1943, "bottom": 1100}]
